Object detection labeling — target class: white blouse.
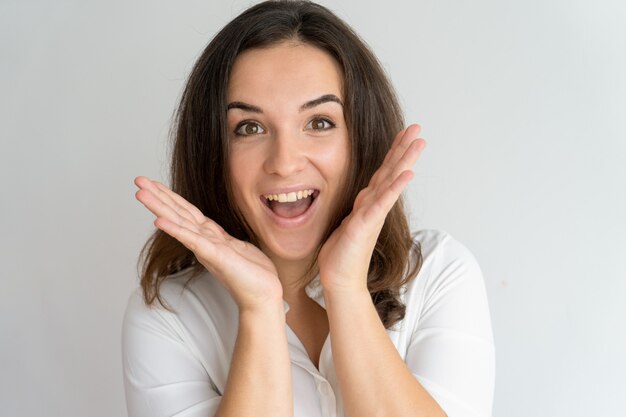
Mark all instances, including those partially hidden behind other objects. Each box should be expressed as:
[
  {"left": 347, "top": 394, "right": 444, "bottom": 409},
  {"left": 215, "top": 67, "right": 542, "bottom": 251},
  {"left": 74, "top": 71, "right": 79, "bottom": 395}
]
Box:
[{"left": 122, "top": 229, "right": 495, "bottom": 417}]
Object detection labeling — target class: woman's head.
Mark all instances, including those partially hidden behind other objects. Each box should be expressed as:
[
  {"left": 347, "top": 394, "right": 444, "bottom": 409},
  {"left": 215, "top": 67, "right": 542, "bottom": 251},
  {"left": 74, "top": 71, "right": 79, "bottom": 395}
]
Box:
[{"left": 142, "top": 0, "right": 420, "bottom": 327}]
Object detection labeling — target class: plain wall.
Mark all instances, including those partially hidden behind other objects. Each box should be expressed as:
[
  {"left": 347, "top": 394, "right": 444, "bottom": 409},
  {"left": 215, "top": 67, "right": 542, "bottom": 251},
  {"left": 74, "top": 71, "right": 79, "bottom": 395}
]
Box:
[{"left": 1, "top": 0, "right": 624, "bottom": 416}]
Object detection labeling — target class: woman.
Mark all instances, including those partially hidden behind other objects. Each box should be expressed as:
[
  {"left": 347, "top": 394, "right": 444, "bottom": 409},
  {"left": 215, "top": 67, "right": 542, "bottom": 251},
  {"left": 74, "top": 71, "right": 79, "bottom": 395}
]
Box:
[{"left": 122, "top": 1, "right": 495, "bottom": 416}]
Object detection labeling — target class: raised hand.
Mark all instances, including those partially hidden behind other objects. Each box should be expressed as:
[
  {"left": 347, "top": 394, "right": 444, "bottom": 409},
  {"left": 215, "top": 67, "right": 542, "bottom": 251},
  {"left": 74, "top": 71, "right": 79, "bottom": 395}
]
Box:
[
  {"left": 317, "top": 124, "right": 426, "bottom": 293},
  {"left": 134, "top": 176, "right": 283, "bottom": 312}
]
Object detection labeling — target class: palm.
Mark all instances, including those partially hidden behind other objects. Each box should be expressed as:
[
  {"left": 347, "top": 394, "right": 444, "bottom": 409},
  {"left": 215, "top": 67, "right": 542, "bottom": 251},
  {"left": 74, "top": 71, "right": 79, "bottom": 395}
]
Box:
[
  {"left": 134, "top": 176, "right": 283, "bottom": 310},
  {"left": 207, "top": 233, "right": 281, "bottom": 304}
]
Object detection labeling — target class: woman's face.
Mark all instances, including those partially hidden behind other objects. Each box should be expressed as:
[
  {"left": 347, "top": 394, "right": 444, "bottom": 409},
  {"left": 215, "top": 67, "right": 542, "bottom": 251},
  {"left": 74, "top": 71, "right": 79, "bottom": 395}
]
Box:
[{"left": 227, "top": 42, "right": 350, "bottom": 264}]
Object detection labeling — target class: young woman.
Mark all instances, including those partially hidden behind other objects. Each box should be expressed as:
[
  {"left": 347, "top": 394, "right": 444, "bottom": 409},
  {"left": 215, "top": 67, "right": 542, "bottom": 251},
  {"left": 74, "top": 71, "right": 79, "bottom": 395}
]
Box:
[{"left": 122, "top": 1, "right": 495, "bottom": 416}]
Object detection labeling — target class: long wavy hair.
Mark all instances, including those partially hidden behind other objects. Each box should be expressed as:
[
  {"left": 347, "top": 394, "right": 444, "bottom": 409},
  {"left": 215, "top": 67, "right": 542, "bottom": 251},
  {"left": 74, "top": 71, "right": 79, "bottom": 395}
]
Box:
[{"left": 139, "top": 0, "right": 422, "bottom": 328}]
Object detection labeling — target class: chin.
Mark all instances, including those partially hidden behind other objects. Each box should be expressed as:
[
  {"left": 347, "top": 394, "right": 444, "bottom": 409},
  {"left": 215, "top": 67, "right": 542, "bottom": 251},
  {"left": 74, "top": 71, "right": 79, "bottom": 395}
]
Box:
[{"left": 262, "top": 235, "right": 321, "bottom": 264}]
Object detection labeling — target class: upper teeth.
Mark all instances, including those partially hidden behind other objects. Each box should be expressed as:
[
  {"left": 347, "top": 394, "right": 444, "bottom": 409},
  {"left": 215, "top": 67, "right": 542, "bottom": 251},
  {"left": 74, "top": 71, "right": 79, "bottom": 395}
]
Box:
[{"left": 265, "top": 189, "right": 314, "bottom": 203}]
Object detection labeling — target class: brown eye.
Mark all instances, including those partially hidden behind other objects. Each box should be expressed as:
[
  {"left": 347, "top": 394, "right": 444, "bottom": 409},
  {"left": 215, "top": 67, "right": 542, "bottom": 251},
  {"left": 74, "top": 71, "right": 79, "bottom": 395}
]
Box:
[
  {"left": 306, "top": 117, "right": 335, "bottom": 131},
  {"left": 244, "top": 124, "right": 258, "bottom": 134},
  {"left": 235, "top": 121, "right": 265, "bottom": 136}
]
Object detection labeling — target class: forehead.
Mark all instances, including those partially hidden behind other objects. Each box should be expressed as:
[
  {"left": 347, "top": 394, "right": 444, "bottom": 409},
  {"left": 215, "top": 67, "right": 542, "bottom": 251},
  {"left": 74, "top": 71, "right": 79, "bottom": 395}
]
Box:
[{"left": 227, "top": 42, "right": 344, "bottom": 104}]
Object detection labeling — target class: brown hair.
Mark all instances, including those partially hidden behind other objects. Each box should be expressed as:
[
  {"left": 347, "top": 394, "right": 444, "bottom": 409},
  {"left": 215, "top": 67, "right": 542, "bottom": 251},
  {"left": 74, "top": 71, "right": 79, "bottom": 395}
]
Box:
[{"left": 139, "top": 0, "right": 422, "bottom": 328}]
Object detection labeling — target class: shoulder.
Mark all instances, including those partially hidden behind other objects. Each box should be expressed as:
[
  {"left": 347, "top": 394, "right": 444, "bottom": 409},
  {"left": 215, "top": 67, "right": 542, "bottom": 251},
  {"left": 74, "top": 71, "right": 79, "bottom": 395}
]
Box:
[
  {"left": 122, "top": 268, "right": 239, "bottom": 398},
  {"left": 402, "top": 229, "right": 492, "bottom": 339},
  {"left": 121, "top": 270, "right": 198, "bottom": 355},
  {"left": 410, "top": 229, "right": 484, "bottom": 294},
  {"left": 122, "top": 267, "right": 239, "bottom": 354},
  {"left": 412, "top": 229, "right": 480, "bottom": 270}
]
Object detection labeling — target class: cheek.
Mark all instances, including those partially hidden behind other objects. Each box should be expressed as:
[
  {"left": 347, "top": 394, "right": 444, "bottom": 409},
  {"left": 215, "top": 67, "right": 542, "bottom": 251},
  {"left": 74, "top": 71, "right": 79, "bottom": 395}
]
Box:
[
  {"left": 228, "top": 146, "right": 249, "bottom": 185},
  {"left": 324, "top": 136, "right": 351, "bottom": 180},
  {"left": 228, "top": 149, "right": 258, "bottom": 207}
]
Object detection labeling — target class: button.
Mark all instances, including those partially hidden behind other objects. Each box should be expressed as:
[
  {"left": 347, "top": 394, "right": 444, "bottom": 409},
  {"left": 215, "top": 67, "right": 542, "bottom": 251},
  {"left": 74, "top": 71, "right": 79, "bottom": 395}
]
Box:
[{"left": 318, "top": 381, "right": 332, "bottom": 396}]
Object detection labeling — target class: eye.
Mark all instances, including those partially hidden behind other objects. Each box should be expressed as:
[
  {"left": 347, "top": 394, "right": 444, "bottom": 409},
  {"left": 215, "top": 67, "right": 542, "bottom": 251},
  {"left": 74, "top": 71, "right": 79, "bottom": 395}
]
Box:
[
  {"left": 234, "top": 121, "right": 265, "bottom": 136},
  {"left": 306, "top": 117, "right": 335, "bottom": 131}
]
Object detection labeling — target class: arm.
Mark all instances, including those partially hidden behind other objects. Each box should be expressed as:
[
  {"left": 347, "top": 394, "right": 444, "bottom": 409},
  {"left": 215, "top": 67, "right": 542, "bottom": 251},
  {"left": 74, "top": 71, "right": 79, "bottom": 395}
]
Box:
[
  {"left": 325, "top": 235, "right": 495, "bottom": 417},
  {"left": 318, "top": 125, "right": 446, "bottom": 416},
  {"left": 324, "top": 288, "right": 446, "bottom": 417},
  {"left": 132, "top": 177, "right": 293, "bottom": 417},
  {"left": 215, "top": 303, "right": 293, "bottom": 417}
]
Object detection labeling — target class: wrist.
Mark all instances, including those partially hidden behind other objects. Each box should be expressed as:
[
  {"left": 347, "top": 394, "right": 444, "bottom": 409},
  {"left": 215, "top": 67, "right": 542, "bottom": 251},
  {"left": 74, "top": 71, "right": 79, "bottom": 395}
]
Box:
[
  {"left": 320, "top": 272, "right": 369, "bottom": 295},
  {"left": 322, "top": 281, "right": 371, "bottom": 305},
  {"left": 238, "top": 298, "right": 287, "bottom": 323}
]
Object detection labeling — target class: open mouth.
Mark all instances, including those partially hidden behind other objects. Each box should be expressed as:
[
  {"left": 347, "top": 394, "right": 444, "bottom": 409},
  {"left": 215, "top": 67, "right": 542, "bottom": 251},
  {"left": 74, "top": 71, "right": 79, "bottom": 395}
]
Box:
[{"left": 262, "top": 189, "right": 319, "bottom": 218}]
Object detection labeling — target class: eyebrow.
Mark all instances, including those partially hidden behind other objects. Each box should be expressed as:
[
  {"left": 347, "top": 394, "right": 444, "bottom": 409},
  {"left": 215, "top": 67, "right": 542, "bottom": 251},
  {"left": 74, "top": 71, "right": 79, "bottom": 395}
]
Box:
[
  {"left": 300, "top": 94, "right": 343, "bottom": 110},
  {"left": 227, "top": 94, "right": 343, "bottom": 113}
]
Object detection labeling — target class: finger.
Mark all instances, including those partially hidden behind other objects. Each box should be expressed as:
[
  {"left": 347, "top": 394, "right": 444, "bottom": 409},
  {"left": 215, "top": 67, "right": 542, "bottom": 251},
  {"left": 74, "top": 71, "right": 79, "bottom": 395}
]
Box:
[
  {"left": 357, "top": 138, "right": 424, "bottom": 210},
  {"left": 370, "top": 125, "right": 422, "bottom": 188},
  {"left": 134, "top": 175, "right": 152, "bottom": 188},
  {"left": 386, "top": 138, "right": 426, "bottom": 187},
  {"left": 137, "top": 179, "right": 207, "bottom": 231},
  {"left": 381, "top": 128, "right": 408, "bottom": 165},
  {"left": 370, "top": 143, "right": 422, "bottom": 205},
  {"left": 383, "top": 125, "right": 421, "bottom": 168},
  {"left": 135, "top": 177, "right": 198, "bottom": 225},
  {"left": 154, "top": 217, "right": 220, "bottom": 263},
  {"left": 152, "top": 181, "right": 208, "bottom": 225},
  {"left": 363, "top": 170, "right": 414, "bottom": 224},
  {"left": 136, "top": 188, "right": 202, "bottom": 234},
  {"left": 136, "top": 176, "right": 228, "bottom": 238}
]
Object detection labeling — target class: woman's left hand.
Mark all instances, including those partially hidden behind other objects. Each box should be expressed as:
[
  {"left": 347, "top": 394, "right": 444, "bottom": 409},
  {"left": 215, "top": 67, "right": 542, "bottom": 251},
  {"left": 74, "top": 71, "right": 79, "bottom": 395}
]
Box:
[{"left": 317, "top": 124, "right": 426, "bottom": 293}]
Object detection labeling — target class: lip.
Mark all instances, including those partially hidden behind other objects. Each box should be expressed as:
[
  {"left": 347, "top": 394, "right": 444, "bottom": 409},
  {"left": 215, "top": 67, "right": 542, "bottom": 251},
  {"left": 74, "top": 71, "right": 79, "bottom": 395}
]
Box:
[{"left": 258, "top": 188, "right": 320, "bottom": 228}]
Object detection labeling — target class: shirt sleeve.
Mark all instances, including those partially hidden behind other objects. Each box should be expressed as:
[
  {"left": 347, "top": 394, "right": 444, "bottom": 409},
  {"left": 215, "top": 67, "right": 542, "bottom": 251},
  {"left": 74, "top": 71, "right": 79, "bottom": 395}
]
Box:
[
  {"left": 122, "top": 290, "right": 222, "bottom": 417},
  {"left": 405, "top": 233, "right": 495, "bottom": 417}
]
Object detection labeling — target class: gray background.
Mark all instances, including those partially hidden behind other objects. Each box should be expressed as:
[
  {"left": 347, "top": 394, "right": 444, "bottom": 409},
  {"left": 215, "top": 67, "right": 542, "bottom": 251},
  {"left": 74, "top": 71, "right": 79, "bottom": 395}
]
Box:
[{"left": 1, "top": 0, "right": 625, "bottom": 416}]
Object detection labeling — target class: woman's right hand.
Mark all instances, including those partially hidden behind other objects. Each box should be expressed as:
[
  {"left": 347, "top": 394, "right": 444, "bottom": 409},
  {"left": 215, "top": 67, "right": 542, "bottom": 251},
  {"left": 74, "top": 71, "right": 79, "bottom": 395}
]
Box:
[{"left": 134, "top": 176, "right": 283, "bottom": 312}]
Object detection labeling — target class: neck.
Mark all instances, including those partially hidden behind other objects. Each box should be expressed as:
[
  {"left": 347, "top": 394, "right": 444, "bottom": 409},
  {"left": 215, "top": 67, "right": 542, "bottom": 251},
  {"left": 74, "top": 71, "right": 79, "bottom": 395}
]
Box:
[{"left": 271, "top": 256, "right": 317, "bottom": 305}]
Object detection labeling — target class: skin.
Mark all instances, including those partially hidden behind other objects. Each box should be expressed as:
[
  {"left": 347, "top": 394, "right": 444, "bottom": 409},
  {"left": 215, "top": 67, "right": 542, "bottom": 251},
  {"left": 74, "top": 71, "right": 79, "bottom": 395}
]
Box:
[
  {"left": 134, "top": 42, "right": 444, "bottom": 417},
  {"left": 225, "top": 42, "right": 350, "bottom": 298}
]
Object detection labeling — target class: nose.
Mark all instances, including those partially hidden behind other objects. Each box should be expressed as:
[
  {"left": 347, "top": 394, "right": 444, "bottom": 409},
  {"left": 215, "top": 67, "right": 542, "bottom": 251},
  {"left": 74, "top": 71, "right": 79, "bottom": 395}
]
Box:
[{"left": 262, "top": 130, "right": 307, "bottom": 177}]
